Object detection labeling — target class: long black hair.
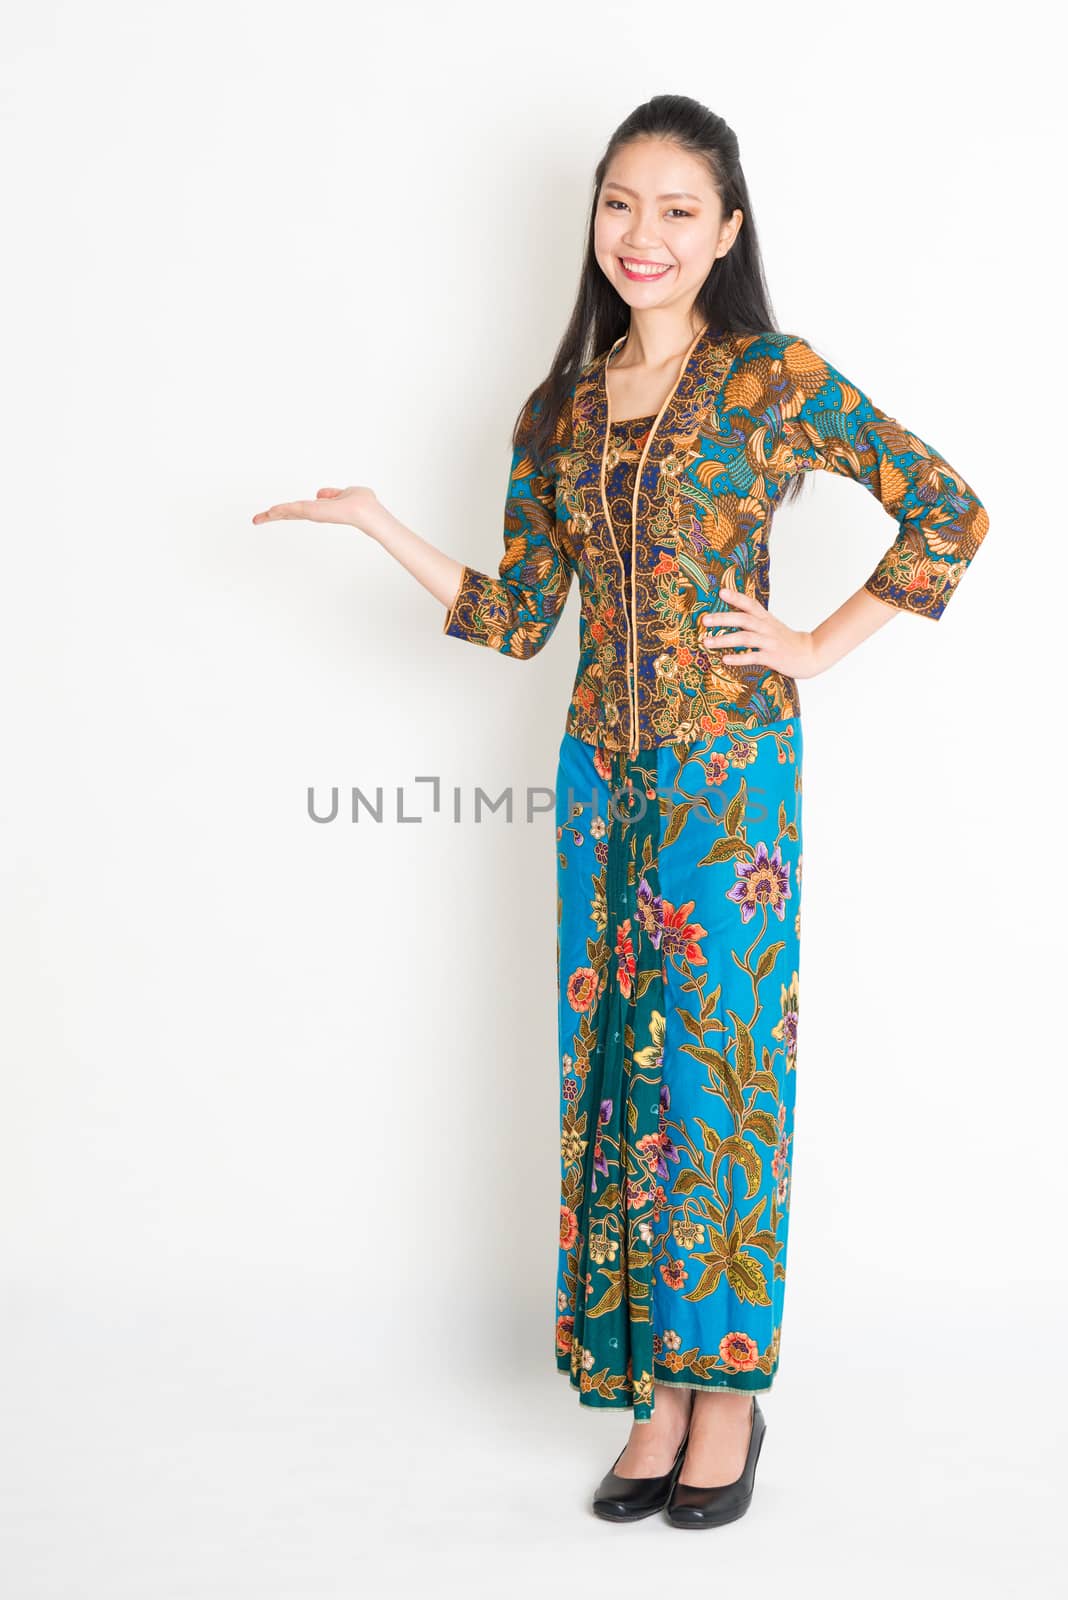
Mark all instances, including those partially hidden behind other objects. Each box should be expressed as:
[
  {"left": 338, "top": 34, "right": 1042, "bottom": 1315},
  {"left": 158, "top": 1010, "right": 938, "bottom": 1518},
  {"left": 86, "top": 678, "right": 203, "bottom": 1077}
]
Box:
[{"left": 521, "top": 93, "right": 802, "bottom": 502}]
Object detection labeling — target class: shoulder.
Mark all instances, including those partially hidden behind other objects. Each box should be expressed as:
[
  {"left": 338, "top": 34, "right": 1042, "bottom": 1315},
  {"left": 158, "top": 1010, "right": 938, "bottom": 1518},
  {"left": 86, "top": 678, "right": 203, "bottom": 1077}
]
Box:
[
  {"left": 720, "top": 328, "right": 816, "bottom": 391},
  {"left": 521, "top": 380, "right": 577, "bottom": 452},
  {"left": 729, "top": 328, "right": 822, "bottom": 369},
  {"left": 709, "top": 330, "right": 822, "bottom": 420},
  {"left": 734, "top": 330, "right": 846, "bottom": 410},
  {"left": 518, "top": 390, "right": 571, "bottom": 440},
  {"left": 512, "top": 384, "right": 576, "bottom": 488}
]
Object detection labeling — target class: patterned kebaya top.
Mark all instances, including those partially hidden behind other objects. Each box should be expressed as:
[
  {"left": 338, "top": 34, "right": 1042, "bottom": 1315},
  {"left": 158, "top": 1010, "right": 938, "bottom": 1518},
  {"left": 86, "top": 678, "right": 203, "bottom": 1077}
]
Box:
[
  {"left": 442, "top": 324, "right": 989, "bottom": 755},
  {"left": 605, "top": 414, "right": 657, "bottom": 588}
]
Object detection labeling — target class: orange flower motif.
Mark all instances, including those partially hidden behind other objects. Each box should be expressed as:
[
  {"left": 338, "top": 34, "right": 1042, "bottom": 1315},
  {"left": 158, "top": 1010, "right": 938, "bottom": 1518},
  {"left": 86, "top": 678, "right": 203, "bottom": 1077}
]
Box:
[
  {"left": 615, "top": 918, "right": 636, "bottom": 996},
  {"left": 556, "top": 1315, "right": 574, "bottom": 1355},
  {"left": 634, "top": 1132, "right": 663, "bottom": 1177},
  {"left": 559, "top": 1205, "right": 579, "bottom": 1250},
  {"left": 719, "top": 1331, "right": 760, "bottom": 1371},
  {"left": 659, "top": 1256, "right": 689, "bottom": 1290},
  {"left": 700, "top": 708, "right": 729, "bottom": 738},
  {"left": 660, "top": 899, "right": 708, "bottom": 965},
  {"left": 567, "top": 966, "right": 600, "bottom": 1012}
]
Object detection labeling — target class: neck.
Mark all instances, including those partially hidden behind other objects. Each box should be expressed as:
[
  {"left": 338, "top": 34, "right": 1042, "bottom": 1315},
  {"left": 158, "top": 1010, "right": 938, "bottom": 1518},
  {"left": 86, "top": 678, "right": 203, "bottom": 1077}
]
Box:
[{"left": 611, "top": 308, "right": 708, "bottom": 370}]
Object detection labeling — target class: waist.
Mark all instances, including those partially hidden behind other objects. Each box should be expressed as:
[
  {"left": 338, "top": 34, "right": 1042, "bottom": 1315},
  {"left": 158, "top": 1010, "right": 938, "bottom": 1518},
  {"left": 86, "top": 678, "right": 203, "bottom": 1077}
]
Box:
[{"left": 564, "top": 657, "right": 801, "bottom": 753}]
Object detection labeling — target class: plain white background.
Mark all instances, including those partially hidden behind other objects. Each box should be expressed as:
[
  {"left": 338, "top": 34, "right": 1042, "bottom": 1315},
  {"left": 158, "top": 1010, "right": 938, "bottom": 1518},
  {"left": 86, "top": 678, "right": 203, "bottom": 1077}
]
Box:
[{"left": 2, "top": 1, "right": 1064, "bottom": 1594}]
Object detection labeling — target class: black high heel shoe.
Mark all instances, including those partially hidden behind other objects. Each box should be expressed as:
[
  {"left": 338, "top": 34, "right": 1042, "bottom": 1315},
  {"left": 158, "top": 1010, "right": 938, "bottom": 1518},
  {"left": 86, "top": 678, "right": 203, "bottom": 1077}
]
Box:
[
  {"left": 664, "top": 1394, "right": 766, "bottom": 1528},
  {"left": 591, "top": 1400, "right": 694, "bottom": 1522}
]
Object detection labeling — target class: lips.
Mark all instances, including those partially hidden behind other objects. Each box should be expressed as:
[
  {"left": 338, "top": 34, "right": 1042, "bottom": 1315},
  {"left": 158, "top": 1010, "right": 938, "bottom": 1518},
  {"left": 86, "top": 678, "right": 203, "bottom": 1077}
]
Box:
[{"left": 619, "top": 257, "right": 674, "bottom": 281}]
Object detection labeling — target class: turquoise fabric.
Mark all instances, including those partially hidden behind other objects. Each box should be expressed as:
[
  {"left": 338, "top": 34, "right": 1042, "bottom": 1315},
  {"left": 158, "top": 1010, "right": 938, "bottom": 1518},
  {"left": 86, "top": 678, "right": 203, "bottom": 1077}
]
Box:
[{"left": 554, "top": 718, "right": 802, "bottom": 1420}]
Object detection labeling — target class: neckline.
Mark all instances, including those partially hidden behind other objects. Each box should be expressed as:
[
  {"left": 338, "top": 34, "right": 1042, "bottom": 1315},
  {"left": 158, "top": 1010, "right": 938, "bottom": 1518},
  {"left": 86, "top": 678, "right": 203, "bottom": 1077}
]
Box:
[
  {"left": 601, "top": 321, "right": 719, "bottom": 428},
  {"left": 587, "top": 320, "right": 734, "bottom": 759}
]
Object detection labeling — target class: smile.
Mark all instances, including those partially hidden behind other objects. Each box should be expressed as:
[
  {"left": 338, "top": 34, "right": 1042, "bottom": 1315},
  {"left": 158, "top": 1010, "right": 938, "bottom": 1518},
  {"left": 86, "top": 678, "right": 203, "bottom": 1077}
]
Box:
[{"left": 619, "top": 258, "right": 674, "bottom": 280}]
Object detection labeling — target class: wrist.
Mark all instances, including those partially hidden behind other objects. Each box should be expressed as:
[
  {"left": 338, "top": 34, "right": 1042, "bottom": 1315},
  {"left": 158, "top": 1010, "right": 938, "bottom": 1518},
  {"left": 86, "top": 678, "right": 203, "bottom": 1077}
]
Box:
[
  {"left": 360, "top": 503, "right": 394, "bottom": 544},
  {"left": 803, "top": 627, "right": 832, "bottom": 675}
]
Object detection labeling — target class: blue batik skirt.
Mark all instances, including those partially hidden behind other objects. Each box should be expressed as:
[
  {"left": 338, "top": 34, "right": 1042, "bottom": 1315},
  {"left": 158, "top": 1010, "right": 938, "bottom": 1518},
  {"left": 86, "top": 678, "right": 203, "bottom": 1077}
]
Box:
[{"left": 553, "top": 717, "right": 803, "bottom": 1422}]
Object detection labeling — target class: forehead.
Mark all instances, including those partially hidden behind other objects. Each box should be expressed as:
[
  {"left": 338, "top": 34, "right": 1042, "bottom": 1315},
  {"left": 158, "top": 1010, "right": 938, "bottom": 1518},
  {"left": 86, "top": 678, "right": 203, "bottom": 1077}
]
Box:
[{"left": 602, "top": 139, "right": 715, "bottom": 201}]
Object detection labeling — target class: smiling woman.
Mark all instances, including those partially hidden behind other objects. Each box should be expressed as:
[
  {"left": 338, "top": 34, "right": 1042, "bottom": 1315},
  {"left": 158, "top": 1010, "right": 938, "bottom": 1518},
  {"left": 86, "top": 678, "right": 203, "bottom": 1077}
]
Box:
[
  {"left": 440, "top": 97, "right": 986, "bottom": 1523},
  {"left": 252, "top": 90, "right": 988, "bottom": 1529}
]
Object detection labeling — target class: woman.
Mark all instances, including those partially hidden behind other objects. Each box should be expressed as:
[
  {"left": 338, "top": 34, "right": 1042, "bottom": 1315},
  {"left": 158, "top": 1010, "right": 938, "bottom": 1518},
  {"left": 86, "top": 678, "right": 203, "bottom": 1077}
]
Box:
[{"left": 253, "top": 95, "right": 988, "bottom": 1527}]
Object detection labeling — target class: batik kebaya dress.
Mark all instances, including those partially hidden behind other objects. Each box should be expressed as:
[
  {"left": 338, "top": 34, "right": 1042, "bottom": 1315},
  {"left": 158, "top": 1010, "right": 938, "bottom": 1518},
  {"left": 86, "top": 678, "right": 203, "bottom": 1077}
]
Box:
[{"left": 442, "top": 323, "right": 988, "bottom": 1422}]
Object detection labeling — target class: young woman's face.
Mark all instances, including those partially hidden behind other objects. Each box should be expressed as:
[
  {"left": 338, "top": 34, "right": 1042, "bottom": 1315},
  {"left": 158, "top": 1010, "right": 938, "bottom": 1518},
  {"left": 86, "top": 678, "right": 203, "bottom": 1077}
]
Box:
[{"left": 594, "top": 137, "right": 743, "bottom": 314}]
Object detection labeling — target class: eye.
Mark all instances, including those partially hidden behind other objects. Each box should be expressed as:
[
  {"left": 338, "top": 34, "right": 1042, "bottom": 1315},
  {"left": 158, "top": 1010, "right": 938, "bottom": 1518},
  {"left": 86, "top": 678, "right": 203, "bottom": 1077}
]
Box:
[{"left": 603, "top": 199, "right": 693, "bottom": 218}]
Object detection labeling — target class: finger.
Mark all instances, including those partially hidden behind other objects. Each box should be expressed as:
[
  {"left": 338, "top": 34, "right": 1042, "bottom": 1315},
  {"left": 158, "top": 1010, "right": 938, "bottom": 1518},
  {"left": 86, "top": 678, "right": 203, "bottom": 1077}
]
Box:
[
  {"left": 703, "top": 617, "right": 764, "bottom": 636},
  {"left": 708, "top": 630, "right": 762, "bottom": 649},
  {"left": 719, "top": 585, "right": 763, "bottom": 612},
  {"left": 703, "top": 615, "right": 763, "bottom": 633},
  {"left": 256, "top": 502, "right": 318, "bottom": 522},
  {"left": 317, "top": 488, "right": 345, "bottom": 498}
]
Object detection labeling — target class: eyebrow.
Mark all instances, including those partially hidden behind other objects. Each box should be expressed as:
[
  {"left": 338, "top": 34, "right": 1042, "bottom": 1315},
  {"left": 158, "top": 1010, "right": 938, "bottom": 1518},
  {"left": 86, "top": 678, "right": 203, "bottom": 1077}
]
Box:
[{"left": 602, "top": 182, "right": 703, "bottom": 201}]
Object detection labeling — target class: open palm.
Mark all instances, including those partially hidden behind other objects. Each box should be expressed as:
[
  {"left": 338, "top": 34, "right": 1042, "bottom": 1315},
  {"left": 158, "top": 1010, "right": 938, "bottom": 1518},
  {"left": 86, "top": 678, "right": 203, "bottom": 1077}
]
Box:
[{"left": 251, "top": 485, "right": 379, "bottom": 529}]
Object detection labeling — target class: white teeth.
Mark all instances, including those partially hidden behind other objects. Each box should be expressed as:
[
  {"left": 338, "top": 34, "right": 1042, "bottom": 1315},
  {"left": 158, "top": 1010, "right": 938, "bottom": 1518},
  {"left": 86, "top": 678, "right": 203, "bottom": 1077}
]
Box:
[{"left": 622, "top": 260, "right": 670, "bottom": 275}]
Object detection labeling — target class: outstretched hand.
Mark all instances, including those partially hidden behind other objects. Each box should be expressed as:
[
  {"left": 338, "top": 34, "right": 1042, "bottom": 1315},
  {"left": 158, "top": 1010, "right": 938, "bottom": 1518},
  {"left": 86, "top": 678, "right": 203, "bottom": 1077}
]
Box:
[
  {"left": 703, "top": 583, "right": 823, "bottom": 679},
  {"left": 252, "top": 485, "right": 384, "bottom": 536}
]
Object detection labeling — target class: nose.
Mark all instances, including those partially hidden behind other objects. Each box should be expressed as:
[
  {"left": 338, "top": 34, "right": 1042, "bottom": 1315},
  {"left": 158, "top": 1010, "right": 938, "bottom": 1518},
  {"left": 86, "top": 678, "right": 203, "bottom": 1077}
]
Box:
[{"left": 622, "top": 211, "right": 662, "bottom": 250}]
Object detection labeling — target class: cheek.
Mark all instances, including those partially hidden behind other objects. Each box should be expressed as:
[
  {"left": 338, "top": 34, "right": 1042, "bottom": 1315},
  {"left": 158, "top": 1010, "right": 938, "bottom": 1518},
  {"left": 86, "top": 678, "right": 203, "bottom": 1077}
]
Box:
[
  {"left": 673, "top": 239, "right": 718, "bottom": 277},
  {"left": 593, "top": 217, "right": 622, "bottom": 262}
]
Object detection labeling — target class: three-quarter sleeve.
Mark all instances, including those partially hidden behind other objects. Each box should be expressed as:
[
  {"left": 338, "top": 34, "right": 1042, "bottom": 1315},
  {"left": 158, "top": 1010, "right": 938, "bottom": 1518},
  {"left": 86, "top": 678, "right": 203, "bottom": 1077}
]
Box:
[
  {"left": 442, "top": 398, "right": 573, "bottom": 659},
  {"left": 779, "top": 334, "right": 989, "bottom": 619}
]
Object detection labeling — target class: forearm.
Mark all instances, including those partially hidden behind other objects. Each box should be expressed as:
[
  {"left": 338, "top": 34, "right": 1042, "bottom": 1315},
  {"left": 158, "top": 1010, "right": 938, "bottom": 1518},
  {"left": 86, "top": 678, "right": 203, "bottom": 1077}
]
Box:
[
  {"left": 365, "top": 503, "right": 465, "bottom": 613},
  {"left": 810, "top": 583, "right": 901, "bottom": 671}
]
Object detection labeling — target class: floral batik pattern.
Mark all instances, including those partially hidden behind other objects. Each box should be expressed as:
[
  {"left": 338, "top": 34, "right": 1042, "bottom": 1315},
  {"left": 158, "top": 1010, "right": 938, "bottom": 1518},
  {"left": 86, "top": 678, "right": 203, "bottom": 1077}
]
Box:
[
  {"left": 554, "top": 715, "right": 803, "bottom": 1419},
  {"left": 443, "top": 325, "right": 989, "bottom": 753}
]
